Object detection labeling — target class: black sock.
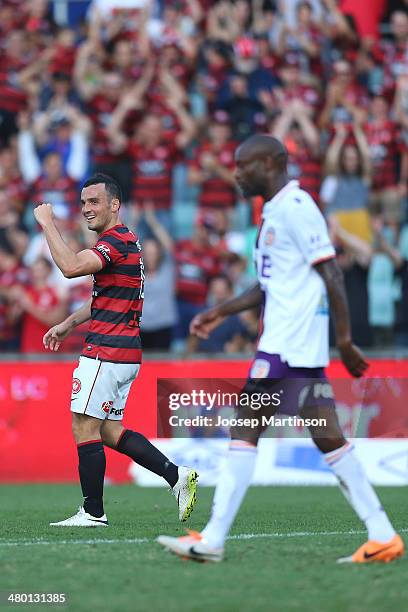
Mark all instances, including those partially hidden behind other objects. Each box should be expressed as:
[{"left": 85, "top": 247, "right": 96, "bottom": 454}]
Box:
[
  {"left": 116, "top": 430, "right": 178, "bottom": 487},
  {"left": 77, "top": 440, "right": 106, "bottom": 518}
]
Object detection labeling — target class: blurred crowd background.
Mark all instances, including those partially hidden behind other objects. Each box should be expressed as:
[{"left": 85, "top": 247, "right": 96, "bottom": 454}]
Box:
[{"left": 1, "top": 0, "right": 408, "bottom": 355}]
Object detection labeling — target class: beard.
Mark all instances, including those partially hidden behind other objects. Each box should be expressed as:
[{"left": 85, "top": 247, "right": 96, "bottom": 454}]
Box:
[{"left": 238, "top": 182, "right": 260, "bottom": 198}]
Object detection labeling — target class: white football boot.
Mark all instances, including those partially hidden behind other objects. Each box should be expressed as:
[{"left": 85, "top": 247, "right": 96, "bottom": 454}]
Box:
[
  {"left": 50, "top": 506, "right": 109, "bottom": 527},
  {"left": 157, "top": 530, "right": 224, "bottom": 562},
  {"left": 172, "top": 467, "right": 199, "bottom": 521}
]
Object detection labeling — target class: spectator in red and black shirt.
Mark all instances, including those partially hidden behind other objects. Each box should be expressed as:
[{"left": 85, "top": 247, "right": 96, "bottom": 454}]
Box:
[
  {"left": 0, "top": 249, "right": 29, "bottom": 351},
  {"left": 375, "top": 11, "right": 408, "bottom": 94},
  {"left": 11, "top": 257, "right": 67, "bottom": 354},
  {"left": 0, "top": 145, "right": 28, "bottom": 214},
  {"left": 0, "top": 30, "right": 31, "bottom": 110},
  {"left": 277, "top": 1, "right": 323, "bottom": 78},
  {"left": 188, "top": 111, "right": 237, "bottom": 211},
  {"left": 260, "top": 54, "right": 320, "bottom": 117},
  {"left": 0, "top": 2, "right": 25, "bottom": 45},
  {"left": 319, "top": 59, "right": 369, "bottom": 132},
  {"left": 365, "top": 94, "right": 405, "bottom": 224},
  {"left": 79, "top": 72, "right": 127, "bottom": 169},
  {"left": 0, "top": 30, "right": 31, "bottom": 144},
  {"left": 158, "top": 41, "right": 194, "bottom": 90},
  {"left": 128, "top": 114, "right": 180, "bottom": 217},
  {"left": 198, "top": 40, "right": 232, "bottom": 109},
  {"left": 47, "top": 28, "right": 78, "bottom": 77},
  {"left": 109, "top": 72, "right": 195, "bottom": 237},
  {"left": 0, "top": 187, "right": 28, "bottom": 261},
  {"left": 74, "top": 37, "right": 137, "bottom": 198},
  {"left": 272, "top": 98, "right": 321, "bottom": 203},
  {"left": 174, "top": 214, "right": 222, "bottom": 339},
  {"left": 22, "top": 151, "right": 79, "bottom": 221}
]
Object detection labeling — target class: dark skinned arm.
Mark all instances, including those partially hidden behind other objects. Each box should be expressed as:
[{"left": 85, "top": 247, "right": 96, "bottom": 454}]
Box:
[
  {"left": 314, "top": 258, "right": 369, "bottom": 377},
  {"left": 190, "top": 283, "right": 263, "bottom": 339}
]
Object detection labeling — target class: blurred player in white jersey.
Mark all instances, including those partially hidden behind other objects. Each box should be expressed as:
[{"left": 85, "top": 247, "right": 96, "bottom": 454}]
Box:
[{"left": 157, "top": 135, "right": 404, "bottom": 563}]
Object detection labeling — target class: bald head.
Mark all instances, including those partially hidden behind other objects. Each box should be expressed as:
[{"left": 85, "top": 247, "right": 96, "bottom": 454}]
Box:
[
  {"left": 235, "top": 135, "right": 289, "bottom": 199},
  {"left": 238, "top": 135, "right": 288, "bottom": 171}
]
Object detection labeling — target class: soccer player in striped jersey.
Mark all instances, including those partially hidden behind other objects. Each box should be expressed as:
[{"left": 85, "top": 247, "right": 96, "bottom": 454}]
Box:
[
  {"left": 157, "top": 136, "right": 404, "bottom": 564},
  {"left": 34, "top": 173, "right": 198, "bottom": 527}
]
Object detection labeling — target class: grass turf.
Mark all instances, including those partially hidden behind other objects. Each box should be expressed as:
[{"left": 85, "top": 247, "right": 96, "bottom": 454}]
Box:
[{"left": 0, "top": 485, "right": 406, "bottom": 612}]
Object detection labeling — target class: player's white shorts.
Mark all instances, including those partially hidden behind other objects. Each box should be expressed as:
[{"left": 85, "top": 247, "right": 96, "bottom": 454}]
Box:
[{"left": 70, "top": 356, "right": 140, "bottom": 421}]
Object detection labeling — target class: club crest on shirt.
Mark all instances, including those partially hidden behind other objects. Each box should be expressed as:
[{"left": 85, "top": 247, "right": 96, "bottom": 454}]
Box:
[
  {"left": 250, "top": 359, "right": 270, "bottom": 379},
  {"left": 264, "top": 227, "right": 275, "bottom": 247}
]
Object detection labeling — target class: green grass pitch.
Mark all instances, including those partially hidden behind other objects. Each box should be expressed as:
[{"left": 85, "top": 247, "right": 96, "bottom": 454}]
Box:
[{"left": 1, "top": 484, "right": 406, "bottom": 612}]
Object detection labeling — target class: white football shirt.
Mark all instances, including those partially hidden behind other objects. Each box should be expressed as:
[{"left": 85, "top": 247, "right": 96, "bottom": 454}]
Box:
[{"left": 254, "top": 180, "right": 336, "bottom": 367}]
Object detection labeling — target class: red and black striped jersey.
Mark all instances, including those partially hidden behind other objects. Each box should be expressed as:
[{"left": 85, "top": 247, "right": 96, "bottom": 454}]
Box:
[
  {"left": 0, "top": 53, "right": 28, "bottom": 113},
  {"left": 82, "top": 224, "right": 144, "bottom": 364},
  {"left": 87, "top": 96, "right": 120, "bottom": 165},
  {"left": 175, "top": 240, "right": 221, "bottom": 306},
  {"left": 31, "top": 176, "right": 78, "bottom": 214},
  {"left": 365, "top": 120, "right": 398, "bottom": 190},
  {"left": 86, "top": 96, "right": 138, "bottom": 165},
  {"left": 285, "top": 141, "right": 321, "bottom": 204},
  {"left": 128, "top": 139, "right": 179, "bottom": 209},
  {"left": 191, "top": 141, "right": 237, "bottom": 210}
]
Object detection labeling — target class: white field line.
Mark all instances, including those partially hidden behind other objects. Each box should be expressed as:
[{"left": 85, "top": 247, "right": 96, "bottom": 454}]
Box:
[{"left": 1, "top": 528, "right": 407, "bottom": 547}]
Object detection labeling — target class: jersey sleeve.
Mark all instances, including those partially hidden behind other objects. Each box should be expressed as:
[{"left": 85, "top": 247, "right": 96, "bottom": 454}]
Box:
[
  {"left": 287, "top": 194, "right": 336, "bottom": 266},
  {"left": 92, "top": 234, "right": 128, "bottom": 269}
]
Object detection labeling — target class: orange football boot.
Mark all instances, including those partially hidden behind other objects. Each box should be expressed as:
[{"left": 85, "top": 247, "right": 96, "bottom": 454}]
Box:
[{"left": 338, "top": 534, "right": 405, "bottom": 564}]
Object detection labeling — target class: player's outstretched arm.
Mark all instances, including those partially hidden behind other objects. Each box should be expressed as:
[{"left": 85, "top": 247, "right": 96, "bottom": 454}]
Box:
[
  {"left": 314, "top": 259, "right": 369, "bottom": 377},
  {"left": 33, "top": 203, "right": 103, "bottom": 278},
  {"left": 190, "top": 283, "right": 263, "bottom": 339},
  {"left": 43, "top": 299, "right": 92, "bottom": 351}
]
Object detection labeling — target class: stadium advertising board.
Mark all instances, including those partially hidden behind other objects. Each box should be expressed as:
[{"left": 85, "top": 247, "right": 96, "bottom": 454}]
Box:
[{"left": 1, "top": 359, "right": 408, "bottom": 482}]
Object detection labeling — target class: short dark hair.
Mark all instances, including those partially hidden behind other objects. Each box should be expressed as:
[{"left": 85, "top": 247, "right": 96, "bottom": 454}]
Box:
[{"left": 82, "top": 173, "right": 122, "bottom": 202}]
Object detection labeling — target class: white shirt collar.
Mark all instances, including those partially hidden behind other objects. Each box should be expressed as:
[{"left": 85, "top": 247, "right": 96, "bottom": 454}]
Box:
[{"left": 262, "top": 180, "right": 299, "bottom": 216}]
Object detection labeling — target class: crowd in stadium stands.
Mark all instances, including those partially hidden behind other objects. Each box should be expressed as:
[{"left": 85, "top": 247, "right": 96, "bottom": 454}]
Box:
[{"left": 1, "top": 0, "right": 408, "bottom": 354}]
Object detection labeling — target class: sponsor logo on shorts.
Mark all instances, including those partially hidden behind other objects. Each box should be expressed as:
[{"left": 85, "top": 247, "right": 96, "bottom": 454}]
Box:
[
  {"left": 72, "top": 378, "right": 81, "bottom": 394},
  {"left": 110, "top": 407, "right": 124, "bottom": 416},
  {"left": 298, "top": 382, "right": 333, "bottom": 408},
  {"left": 101, "top": 402, "right": 124, "bottom": 416},
  {"left": 250, "top": 359, "right": 270, "bottom": 379},
  {"left": 312, "top": 382, "right": 333, "bottom": 399},
  {"left": 102, "top": 400, "right": 113, "bottom": 413}
]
